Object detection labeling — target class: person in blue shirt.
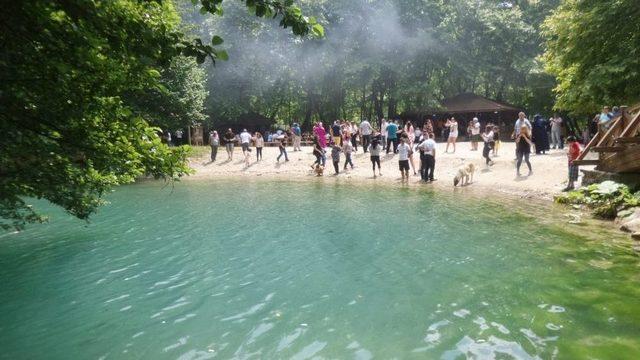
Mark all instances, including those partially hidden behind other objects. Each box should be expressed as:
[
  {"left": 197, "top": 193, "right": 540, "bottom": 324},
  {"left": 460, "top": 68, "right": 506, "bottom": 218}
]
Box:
[
  {"left": 598, "top": 106, "right": 614, "bottom": 132},
  {"left": 386, "top": 120, "right": 399, "bottom": 154},
  {"left": 291, "top": 122, "right": 302, "bottom": 151}
]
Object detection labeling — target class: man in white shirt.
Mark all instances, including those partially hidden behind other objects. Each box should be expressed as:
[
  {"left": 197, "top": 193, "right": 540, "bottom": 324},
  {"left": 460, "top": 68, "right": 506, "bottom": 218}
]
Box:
[
  {"left": 418, "top": 134, "right": 436, "bottom": 181},
  {"left": 471, "top": 117, "right": 481, "bottom": 151},
  {"left": 239, "top": 129, "right": 252, "bottom": 154},
  {"left": 512, "top": 112, "right": 532, "bottom": 138},
  {"left": 380, "top": 118, "right": 388, "bottom": 150},
  {"left": 417, "top": 133, "right": 437, "bottom": 182},
  {"left": 175, "top": 129, "right": 183, "bottom": 145},
  {"left": 397, "top": 137, "right": 411, "bottom": 181},
  {"left": 550, "top": 113, "right": 563, "bottom": 149},
  {"left": 360, "top": 119, "right": 373, "bottom": 152}
]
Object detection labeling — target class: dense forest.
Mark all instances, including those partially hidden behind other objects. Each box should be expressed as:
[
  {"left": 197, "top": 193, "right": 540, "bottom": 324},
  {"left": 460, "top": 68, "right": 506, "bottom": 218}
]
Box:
[
  {"left": 1, "top": 0, "right": 639, "bottom": 228},
  {"left": 182, "top": 0, "right": 561, "bottom": 128}
]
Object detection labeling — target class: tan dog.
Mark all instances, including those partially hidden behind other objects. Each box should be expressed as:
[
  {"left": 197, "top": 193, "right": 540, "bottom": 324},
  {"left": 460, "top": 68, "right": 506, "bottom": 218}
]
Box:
[
  {"left": 314, "top": 164, "right": 324, "bottom": 177},
  {"left": 453, "top": 163, "right": 476, "bottom": 186}
]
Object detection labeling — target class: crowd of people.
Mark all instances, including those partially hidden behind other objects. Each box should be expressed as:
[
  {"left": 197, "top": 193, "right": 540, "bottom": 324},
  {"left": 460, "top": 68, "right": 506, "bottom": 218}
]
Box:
[{"left": 204, "top": 112, "right": 590, "bottom": 191}]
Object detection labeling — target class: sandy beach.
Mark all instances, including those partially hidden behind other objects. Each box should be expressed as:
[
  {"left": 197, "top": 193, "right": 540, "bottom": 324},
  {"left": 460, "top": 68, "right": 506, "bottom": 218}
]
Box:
[{"left": 188, "top": 142, "right": 595, "bottom": 201}]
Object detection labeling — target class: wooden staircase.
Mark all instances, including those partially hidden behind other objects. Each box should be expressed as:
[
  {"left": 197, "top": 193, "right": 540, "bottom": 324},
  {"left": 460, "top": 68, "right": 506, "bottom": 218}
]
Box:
[{"left": 573, "top": 104, "right": 640, "bottom": 173}]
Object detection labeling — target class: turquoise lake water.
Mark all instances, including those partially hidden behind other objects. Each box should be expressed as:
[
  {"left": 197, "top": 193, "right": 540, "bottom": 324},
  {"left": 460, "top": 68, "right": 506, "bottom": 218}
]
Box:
[{"left": 1, "top": 180, "right": 639, "bottom": 359}]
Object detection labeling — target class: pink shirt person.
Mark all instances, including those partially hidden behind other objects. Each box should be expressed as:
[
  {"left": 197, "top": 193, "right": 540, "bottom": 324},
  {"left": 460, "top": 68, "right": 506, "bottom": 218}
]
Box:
[{"left": 314, "top": 122, "right": 327, "bottom": 148}]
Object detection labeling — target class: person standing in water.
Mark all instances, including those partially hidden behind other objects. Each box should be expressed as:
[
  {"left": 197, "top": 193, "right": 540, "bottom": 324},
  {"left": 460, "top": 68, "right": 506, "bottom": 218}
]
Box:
[
  {"left": 254, "top": 132, "right": 264, "bottom": 161},
  {"left": 445, "top": 117, "right": 459, "bottom": 153},
  {"left": 310, "top": 135, "right": 325, "bottom": 169},
  {"left": 480, "top": 125, "right": 495, "bottom": 167},
  {"left": 209, "top": 131, "right": 219, "bottom": 162},
  {"left": 397, "top": 137, "right": 411, "bottom": 181},
  {"left": 369, "top": 137, "right": 383, "bottom": 178},
  {"left": 515, "top": 125, "right": 533, "bottom": 176},
  {"left": 223, "top": 128, "right": 235, "bottom": 161}
]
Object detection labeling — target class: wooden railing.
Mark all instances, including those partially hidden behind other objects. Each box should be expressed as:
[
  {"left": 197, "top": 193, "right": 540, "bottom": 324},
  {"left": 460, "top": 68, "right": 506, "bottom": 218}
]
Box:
[{"left": 574, "top": 104, "right": 640, "bottom": 171}]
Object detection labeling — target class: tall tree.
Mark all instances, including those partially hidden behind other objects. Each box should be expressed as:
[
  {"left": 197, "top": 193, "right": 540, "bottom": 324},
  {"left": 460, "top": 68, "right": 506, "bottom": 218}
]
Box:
[
  {"left": 542, "top": 0, "right": 640, "bottom": 113},
  {"left": 0, "top": 0, "right": 322, "bottom": 230}
]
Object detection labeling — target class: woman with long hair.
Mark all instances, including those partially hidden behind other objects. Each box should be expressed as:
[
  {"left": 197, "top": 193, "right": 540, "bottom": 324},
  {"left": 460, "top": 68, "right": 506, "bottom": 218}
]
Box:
[
  {"left": 445, "top": 117, "right": 459, "bottom": 153},
  {"left": 404, "top": 121, "right": 415, "bottom": 146},
  {"left": 516, "top": 125, "right": 534, "bottom": 176},
  {"left": 310, "top": 135, "right": 326, "bottom": 169}
]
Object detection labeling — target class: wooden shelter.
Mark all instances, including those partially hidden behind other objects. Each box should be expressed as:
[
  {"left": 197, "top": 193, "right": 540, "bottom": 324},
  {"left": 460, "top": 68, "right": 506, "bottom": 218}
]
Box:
[
  {"left": 403, "top": 93, "right": 521, "bottom": 129},
  {"left": 574, "top": 104, "right": 640, "bottom": 173}
]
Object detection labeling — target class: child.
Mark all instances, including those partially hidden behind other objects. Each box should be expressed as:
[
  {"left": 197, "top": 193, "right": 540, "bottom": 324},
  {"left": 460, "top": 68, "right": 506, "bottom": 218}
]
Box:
[
  {"left": 492, "top": 126, "right": 501, "bottom": 157},
  {"left": 244, "top": 147, "right": 251, "bottom": 167},
  {"left": 331, "top": 144, "right": 342, "bottom": 175},
  {"left": 369, "top": 138, "right": 383, "bottom": 178},
  {"left": 254, "top": 132, "right": 264, "bottom": 161},
  {"left": 480, "top": 125, "right": 495, "bottom": 167},
  {"left": 343, "top": 136, "right": 354, "bottom": 170},
  {"left": 397, "top": 137, "right": 411, "bottom": 181},
  {"left": 276, "top": 136, "right": 289, "bottom": 162},
  {"left": 564, "top": 136, "right": 581, "bottom": 191}
]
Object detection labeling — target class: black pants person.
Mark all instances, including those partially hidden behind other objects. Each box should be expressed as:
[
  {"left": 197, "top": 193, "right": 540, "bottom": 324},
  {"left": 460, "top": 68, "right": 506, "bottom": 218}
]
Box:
[
  {"left": 351, "top": 135, "right": 358, "bottom": 151},
  {"left": 424, "top": 154, "right": 436, "bottom": 181},
  {"left": 362, "top": 135, "right": 371, "bottom": 152},
  {"left": 344, "top": 153, "right": 354, "bottom": 169},
  {"left": 277, "top": 147, "right": 288, "bottom": 161},
  {"left": 256, "top": 147, "right": 263, "bottom": 161},
  {"left": 333, "top": 161, "right": 340, "bottom": 174},
  {"left": 482, "top": 142, "right": 492, "bottom": 164},
  {"left": 211, "top": 145, "right": 218, "bottom": 162},
  {"left": 386, "top": 138, "right": 398, "bottom": 154}
]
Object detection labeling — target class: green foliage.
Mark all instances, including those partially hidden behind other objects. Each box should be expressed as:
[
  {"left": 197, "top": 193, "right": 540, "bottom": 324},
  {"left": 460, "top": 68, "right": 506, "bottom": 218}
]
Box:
[
  {"left": 127, "top": 55, "right": 209, "bottom": 131},
  {"left": 188, "top": 0, "right": 558, "bottom": 126},
  {"left": 542, "top": 0, "right": 640, "bottom": 114},
  {"left": 555, "top": 181, "right": 640, "bottom": 219},
  {"left": 0, "top": 0, "right": 319, "bottom": 229}
]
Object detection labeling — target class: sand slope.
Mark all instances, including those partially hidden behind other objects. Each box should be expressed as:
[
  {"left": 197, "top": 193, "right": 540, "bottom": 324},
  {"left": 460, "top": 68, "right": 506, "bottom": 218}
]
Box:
[{"left": 188, "top": 142, "right": 593, "bottom": 200}]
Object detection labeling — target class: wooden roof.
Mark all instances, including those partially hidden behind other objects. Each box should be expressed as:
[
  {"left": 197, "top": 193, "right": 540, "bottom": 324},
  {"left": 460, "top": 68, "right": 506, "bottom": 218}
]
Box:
[{"left": 437, "top": 93, "right": 520, "bottom": 113}]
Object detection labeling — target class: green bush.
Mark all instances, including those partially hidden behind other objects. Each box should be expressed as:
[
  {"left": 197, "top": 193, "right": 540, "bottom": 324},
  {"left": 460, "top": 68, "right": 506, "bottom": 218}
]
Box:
[{"left": 554, "top": 181, "right": 640, "bottom": 219}]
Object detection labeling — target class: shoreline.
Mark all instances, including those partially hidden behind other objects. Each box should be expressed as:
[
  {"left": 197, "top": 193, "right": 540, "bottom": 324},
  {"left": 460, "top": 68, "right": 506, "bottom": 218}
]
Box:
[{"left": 187, "top": 142, "right": 587, "bottom": 201}]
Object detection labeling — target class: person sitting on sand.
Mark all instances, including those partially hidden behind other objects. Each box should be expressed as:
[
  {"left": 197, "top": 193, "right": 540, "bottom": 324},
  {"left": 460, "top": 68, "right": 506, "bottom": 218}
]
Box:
[
  {"left": 397, "top": 137, "right": 411, "bottom": 181},
  {"left": 331, "top": 143, "right": 341, "bottom": 175},
  {"left": 369, "top": 137, "right": 383, "bottom": 178},
  {"left": 515, "top": 125, "right": 533, "bottom": 176}
]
